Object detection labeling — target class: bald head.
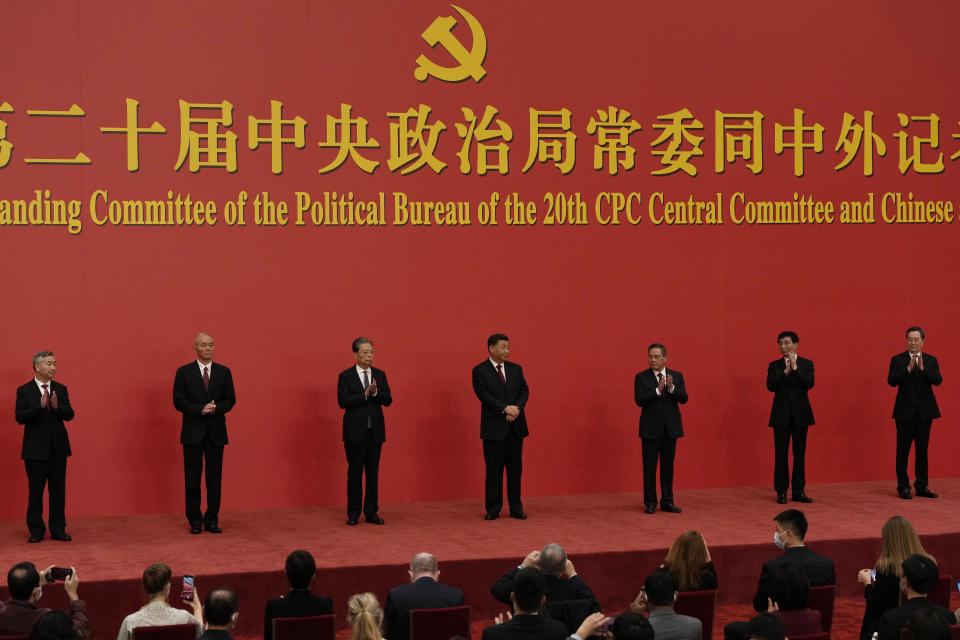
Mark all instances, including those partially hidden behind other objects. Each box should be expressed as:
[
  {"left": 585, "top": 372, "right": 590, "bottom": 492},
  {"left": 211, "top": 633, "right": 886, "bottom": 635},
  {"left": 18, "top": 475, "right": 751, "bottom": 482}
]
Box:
[
  {"left": 539, "top": 543, "right": 567, "bottom": 576},
  {"left": 194, "top": 332, "right": 215, "bottom": 364},
  {"left": 409, "top": 553, "right": 439, "bottom": 582}
]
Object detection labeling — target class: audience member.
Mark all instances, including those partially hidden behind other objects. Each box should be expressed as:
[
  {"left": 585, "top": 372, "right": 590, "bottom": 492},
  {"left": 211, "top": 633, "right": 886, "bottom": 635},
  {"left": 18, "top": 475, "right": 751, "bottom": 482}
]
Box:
[
  {"left": 611, "top": 613, "right": 655, "bottom": 640},
  {"left": 750, "top": 510, "right": 835, "bottom": 612},
  {"left": 857, "top": 515, "right": 935, "bottom": 640},
  {"left": 200, "top": 588, "right": 239, "bottom": 640},
  {"left": 904, "top": 607, "right": 951, "bottom": 640},
  {"left": 658, "top": 531, "right": 718, "bottom": 591},
  {"left": 383, "top": 552, "right": 465, "bottom": 640},
  {"left": 868, "top": 554, "right": 955, "bottom": 640},
  {"left": 118, "top": 563, "right": 203, "bottom": 640},
  {"left": 492, "top": 544, "right": 598, "bottom": 608},
  {"left": 483, "top": 568, "right": 569, "bottom": 640},
  {"left": 30, "top": 610, "right": 77, "bottom": 640},
  {"left": 348, "top": 593, "right": 384, "bottom": 640},
  {"left": 745, "top": 613, "right": 785, "bottom": 640},
  {"left": 264, "top": 551, "right": 333, "bottom": 640},
  {"left": 0, "top": 562, "right": 89, "bottom": 638},
  {"left": 767, "top": 564, "right": 822, "bottom": 636},
  {"left": 630, "top": 572, "right": 701, "bottom": 640},
  {"left": 570, "top": 613, "right": 610, "bottom": 640}
]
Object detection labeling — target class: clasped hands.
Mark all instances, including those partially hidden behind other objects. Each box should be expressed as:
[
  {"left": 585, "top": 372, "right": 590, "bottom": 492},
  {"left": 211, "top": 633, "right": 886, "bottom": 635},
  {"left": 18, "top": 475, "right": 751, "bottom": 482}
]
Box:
[
  {"left": 40, "top": 391, "right": 59, "bottom": 410},
  {"left": 364, "top": 379, "right": 378, "bottom": 397},
  {"left": 907, "top": 354, "right": 924, "bottom": 372},
  {"left": 657, "top": 375, "right": 675, "bottom": 394},
  {"left": 504, "top": 404, "right": 520, "bottom": 423},
  {"left": 201, "top": 401, "right": 217, "bottom": 415}
]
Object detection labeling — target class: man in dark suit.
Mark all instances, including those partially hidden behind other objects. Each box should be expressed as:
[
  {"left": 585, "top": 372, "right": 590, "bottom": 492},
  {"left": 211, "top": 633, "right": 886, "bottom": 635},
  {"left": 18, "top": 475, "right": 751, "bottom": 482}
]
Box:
[
  {"left": 15, "top": 351, "right": 76, "bottom": 543},
  {"left": 263, "top": 550, "right": 333, "bottom": 640},
  {"left": 868, "top": 554, "right": 956, "bottom": 640},
  {"left": 384, "top": 553, "right": 465, "bottom": 640},
  {"left": 482, "top": 568, "right": 568, "bottom": 640},
  {"left": 473, "top": 333, "right": 530, "bottom": 520},
  {"left": 173, "top": 332, "right": 236, "bottom": 534},
  {"left": 338, "top": 337, "right": 392, "bottom": 526},
  {"left": 888, "top": 326, "right": 942, "bottom": 499},
  {"left": 200, "top": 588, "right": 239, "bottom": 640},
  {"left": 766, "top": 331, "right": 815, "bottom": 504},
  {"left": 491, "top": 544, "right": 597, "bottom": 608},
  {"left": 751, "top": 510, "right": 835, "bottom": 612},
  {"left": 635, "top": 343, "right": 688, "bottom": 514}
]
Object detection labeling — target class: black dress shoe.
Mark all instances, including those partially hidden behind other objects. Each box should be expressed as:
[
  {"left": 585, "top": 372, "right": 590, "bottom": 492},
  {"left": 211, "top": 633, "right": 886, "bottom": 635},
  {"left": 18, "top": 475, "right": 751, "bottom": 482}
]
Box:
[
  {"left": 346, "top": 518, "right": 358, "bottom": 526},
  {"left": 28, "top": 534, "right": 43, "bottom": 543},
  {"left": 51, "top": 531, "right": 72, "bottom": 541},
  {"left": 484, "top": 513, "right": 498, "bottom": 520},
  {"left": 777, "top": 492, "right": 787, "bottom": 504},
  {"left": 916, "top": 488, "right": 938, "bottom": 498},
  {"left": 791, "top": 493, "right": 813, "bottom": 503},
  {"left": 898, "top": 489, "right": 913, "bottom": 500},
  {"left": 189, "top": 525, "right": 202, "bottom": 534},
  {"left": 509, "top": 512, "right": 527, "bottom": 520},
  {"left": 366, "top": 515, "right": 386, "bottom": 525},
  {"left": 661, "top": 503, "right": 682, "bottom": 513},
  {"left": 204, "top": 524, "right": 223, "bottom": 534},
  {"left": 644, "top": 505, "right": 657, "bottom": 514}
]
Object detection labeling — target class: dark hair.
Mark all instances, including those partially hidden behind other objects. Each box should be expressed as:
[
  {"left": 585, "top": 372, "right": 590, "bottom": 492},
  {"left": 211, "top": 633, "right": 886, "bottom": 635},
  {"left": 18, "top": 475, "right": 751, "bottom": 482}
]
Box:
[
  {"left": 32, "top": 351, "right": 54, "bottom": 371},
  {"left": 352, "top": 337, "right": 373, "bottom": 353},
  {"left": 904, "top": 607, "right": 950, "bottom": 640},
  {"left": 29, "top": 610, "right": 77, "bottom": 640},
  {"left": 285, "top": 550, "right": 316, "bottom": 590},
  {"left": 611, "top": 612, "right": 654, "bottom": 640},
  {"left": 770, "top": 564, "right": 810, "bottom": 610},
  {"left": 905, "top": 326, "right": 925, "bottom": 339},
  {"left": 487, "top": 333, "right": 509, "bottom": 348},
  {"left": 774, "top": 509, "right": 808, "bottom": 540},
  {"left": 746, "top": 612, "right": 786, "bottom": 640},
  {"left": 539, "top": 544, "right": 566, "bottom": 577},
  {"left": 643, "top": 571, "right": 676, "bottom": 607},
  {"left": 902, "top": 553, "right": 938, "bottom": 594},
  {"left": 777, "top": 331, "right": 799, "bottom": 344},
  {"left": 511, "top": 567, "right": 544, "bottom": 612},
  {"left": 142, "top": 563, "right": 172, "bottom": 595},
  {"left": 8, "top": 562, "right": 40, "bottom": 600},
  {"left": 648, "top": 343, "right": 667, "bottom": 357},
  {"left": 204, "top": 587, "right": 239, "bottom": 626}
]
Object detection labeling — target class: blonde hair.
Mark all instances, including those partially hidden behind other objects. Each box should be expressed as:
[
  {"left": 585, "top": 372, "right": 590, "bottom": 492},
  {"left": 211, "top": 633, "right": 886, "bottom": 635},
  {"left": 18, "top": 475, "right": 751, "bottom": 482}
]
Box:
[
  {"left": 875, "top": 516, "right": 935, "bottom": 576},
  {"left": 662, "top": 530, "right": 709, "bottom": 591},
  {"left": 348, "top": 593, "right": 383, "bottom": 640}
]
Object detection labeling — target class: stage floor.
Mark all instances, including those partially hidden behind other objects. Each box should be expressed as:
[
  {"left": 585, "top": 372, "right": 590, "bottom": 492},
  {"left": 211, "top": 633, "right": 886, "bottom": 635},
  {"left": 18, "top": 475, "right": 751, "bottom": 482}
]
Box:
[{"left": 2, "top": 479, "right": 958, "bottom": 640}]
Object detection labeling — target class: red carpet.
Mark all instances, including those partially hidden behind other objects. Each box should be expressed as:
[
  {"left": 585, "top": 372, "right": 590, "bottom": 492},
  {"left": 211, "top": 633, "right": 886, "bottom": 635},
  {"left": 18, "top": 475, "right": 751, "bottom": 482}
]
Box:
[{"left": 1, "top": 479, "right": 958, "bottom": 640}]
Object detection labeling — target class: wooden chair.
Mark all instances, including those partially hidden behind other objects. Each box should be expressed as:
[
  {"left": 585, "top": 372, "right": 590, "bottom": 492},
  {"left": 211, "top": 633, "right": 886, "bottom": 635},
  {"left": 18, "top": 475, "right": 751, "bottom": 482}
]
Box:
[
  {"left": 674, "top": 589, "right": 716, "bottom": 640},
  {"left": 409, "top": 605, "right": 471, "bottom": 640},
  {"left": 807, "top": 585, "right": 836, "bottom": 634},
  {"left": 132, "top": 624, "right": 197, "bottom": 640},
  {"left": 272, "top": 614, "right": 336, "bottom": 640}
]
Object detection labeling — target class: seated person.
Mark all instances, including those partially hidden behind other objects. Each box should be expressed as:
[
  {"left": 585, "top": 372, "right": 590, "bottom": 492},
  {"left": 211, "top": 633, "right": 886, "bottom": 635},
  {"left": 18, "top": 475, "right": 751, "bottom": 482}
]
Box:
[
  {"left": 868, "top": 554, "right": 955, "bottom": 640},
  {"left": 767, "top": 564, "right": 821, "bottom": 637},
  {"left": 118, "top": 563, "right": 203, "bottom": 640},
  {"left": 630, "top": 572, "right": 701, "bottom": 640},
  {"left": 264, "top": 551, "right": 333, "bottom": 640},
  {"left": 0, "top": 562, "right": 89, "bottom": 638},
  {"left": 658, "top": 531, "right": 717, "bottom": 592}
]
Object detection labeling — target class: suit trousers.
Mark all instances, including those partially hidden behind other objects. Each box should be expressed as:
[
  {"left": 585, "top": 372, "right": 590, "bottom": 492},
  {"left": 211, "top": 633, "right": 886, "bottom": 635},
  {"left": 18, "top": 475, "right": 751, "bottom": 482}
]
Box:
[
  {"left": 483, "top": 429, "right": 524, "bottom": 515},
  {"left": 642, "top": 436, "right": 676, "bottom": 506},
  {"left": 24, "top": 456, "right": 67, "bottom": 536},
  {"left": 895, "top": 414, "right": 932, "bottom": 490},
  {"left": 344, "top": 429, "right": 382, "bottom": 519},
  {"left": 773, "top": 420, "right": 808, "bottom": 494},
  {"left": 183, "top": 433, "right": 224, "bottom": 527}
]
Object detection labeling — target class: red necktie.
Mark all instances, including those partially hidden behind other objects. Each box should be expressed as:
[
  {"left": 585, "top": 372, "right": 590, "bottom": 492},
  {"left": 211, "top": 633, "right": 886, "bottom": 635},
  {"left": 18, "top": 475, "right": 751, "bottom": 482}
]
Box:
[
  {"left": 497, "top": 364, "right": 505, "bottom": 383},
  {"left": 42, "top": 384, "right": 51, "bottom": 410},
  {"left": 203, "top": 366, "right": 210, "bottom": 392}
]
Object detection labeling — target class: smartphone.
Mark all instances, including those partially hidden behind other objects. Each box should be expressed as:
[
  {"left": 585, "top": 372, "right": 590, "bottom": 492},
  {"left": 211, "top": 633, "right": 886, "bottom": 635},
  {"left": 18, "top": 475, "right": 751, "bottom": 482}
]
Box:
[
  {"left": 955, "top": 580, "right": 960, "bottom": 593},
  {"left": 182, "top": 575, "right": 195, "bottom": 602},
  {"left": 871, "top": 570, "right": 877, "bottom": 581},
  {"left": 46, "top": 567, "right": 73, "bottom": 582}
]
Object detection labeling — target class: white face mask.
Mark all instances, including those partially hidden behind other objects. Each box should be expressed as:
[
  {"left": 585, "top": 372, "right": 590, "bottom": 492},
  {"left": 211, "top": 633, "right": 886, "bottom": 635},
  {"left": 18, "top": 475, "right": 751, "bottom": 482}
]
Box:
[{"left": 774, "top": 531, "right": 786, "bottom": 550}]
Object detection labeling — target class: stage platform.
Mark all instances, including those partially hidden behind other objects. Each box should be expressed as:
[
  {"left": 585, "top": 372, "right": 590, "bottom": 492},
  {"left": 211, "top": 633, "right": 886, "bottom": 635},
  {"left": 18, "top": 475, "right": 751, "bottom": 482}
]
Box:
[{"left": 2, "top": 479, "right": 958, "bottom": 640}]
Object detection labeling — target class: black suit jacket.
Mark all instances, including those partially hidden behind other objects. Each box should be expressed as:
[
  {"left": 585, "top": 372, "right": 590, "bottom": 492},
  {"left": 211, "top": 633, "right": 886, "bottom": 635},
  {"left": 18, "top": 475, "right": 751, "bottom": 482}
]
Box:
[
  {"left": 15, "top": 380, "right": 75, "bottom": 460},
  {"left": 767, "top": 356, "right": 815, "bottom": 428},
  {"left": 338, "top": 366, "right": 392, "bottom": 443},
  {"left": 263, "top": 590, "right": 334, "bottom": 640},
  {"left": 491, "top": 569, "right": 597, "bottom": 608},
  {"left": 869, "top": 597, "right": 956, "bottom": 640},
  {"left": 383, "top": 577, "right": 465, "bottom": 640},
  {"left": 752, "top": 546, "right": 836, "bottom": 612},
  {"left": 481, "top": 613, "right": 569, "bottom": 640},
  {"left": 635, "top": 368, "right": 687, "bottom": 439},
  {"left": 174, "top": 362, "right": 236, "bottom": 446},
  {"left": 888, "top": 352, "right": 942, "bottom": 420},
  {"left": 473, "top": 360, "right": 529, "bottom": 441}
]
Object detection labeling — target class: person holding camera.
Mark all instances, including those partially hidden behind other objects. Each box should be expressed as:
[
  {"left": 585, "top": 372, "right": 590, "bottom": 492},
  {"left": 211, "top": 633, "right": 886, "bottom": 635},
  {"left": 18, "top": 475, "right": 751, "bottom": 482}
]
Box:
[{"left": 0, "top": 562, "right": 88, "bottom": 637}]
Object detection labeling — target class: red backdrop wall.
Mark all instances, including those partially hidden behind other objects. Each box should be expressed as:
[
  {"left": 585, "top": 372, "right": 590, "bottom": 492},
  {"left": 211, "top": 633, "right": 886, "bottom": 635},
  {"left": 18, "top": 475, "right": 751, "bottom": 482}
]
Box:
[{"left": 1, "top": 1, "right": 958, "bottom": 520}]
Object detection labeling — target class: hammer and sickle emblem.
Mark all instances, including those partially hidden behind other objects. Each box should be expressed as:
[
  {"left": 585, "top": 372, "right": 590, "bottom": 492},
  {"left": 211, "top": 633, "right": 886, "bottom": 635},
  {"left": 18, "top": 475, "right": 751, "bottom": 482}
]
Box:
[{"left": 414, "top": 4, "right": 487, "bottom": 83}]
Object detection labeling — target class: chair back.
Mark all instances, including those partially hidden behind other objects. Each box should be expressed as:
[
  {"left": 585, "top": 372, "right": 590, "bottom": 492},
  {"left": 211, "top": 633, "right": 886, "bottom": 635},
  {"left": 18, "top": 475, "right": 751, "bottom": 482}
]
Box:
[
  {"left": 132, "top": 624, "right": 197, "bottom": 640},
  {"left": 273, "top": 614, "right": 336, "bottom": 640},
  {"left": 807, "top": 585, "right": 836, "bottom": 634},
  {"left": 929, "top": 574, "right": 953, "bottom": 608},
  {"left": 674, "top": 589, "right": 716, "bottom": 640},
  {"left": 789, "top": 634, "right": 829, "bottom": 640},
  {"left": 544, "top": 599, "right": 601, "bottom": 635},
  {"left": 409, "top": 605, "right": 471, "bottom": 640}
]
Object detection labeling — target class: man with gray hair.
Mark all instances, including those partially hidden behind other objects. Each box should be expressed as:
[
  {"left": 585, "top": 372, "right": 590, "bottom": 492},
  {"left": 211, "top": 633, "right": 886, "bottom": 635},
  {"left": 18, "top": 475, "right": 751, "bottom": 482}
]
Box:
[
  {"left": 492, "top": 544, "right": 597, "bottom": 608},
  {"left": 16, "top": 351, "right": 76, "bottom": 543},
  {"left": 383, "top": 553, "right": 464, "bottom": 640}
]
